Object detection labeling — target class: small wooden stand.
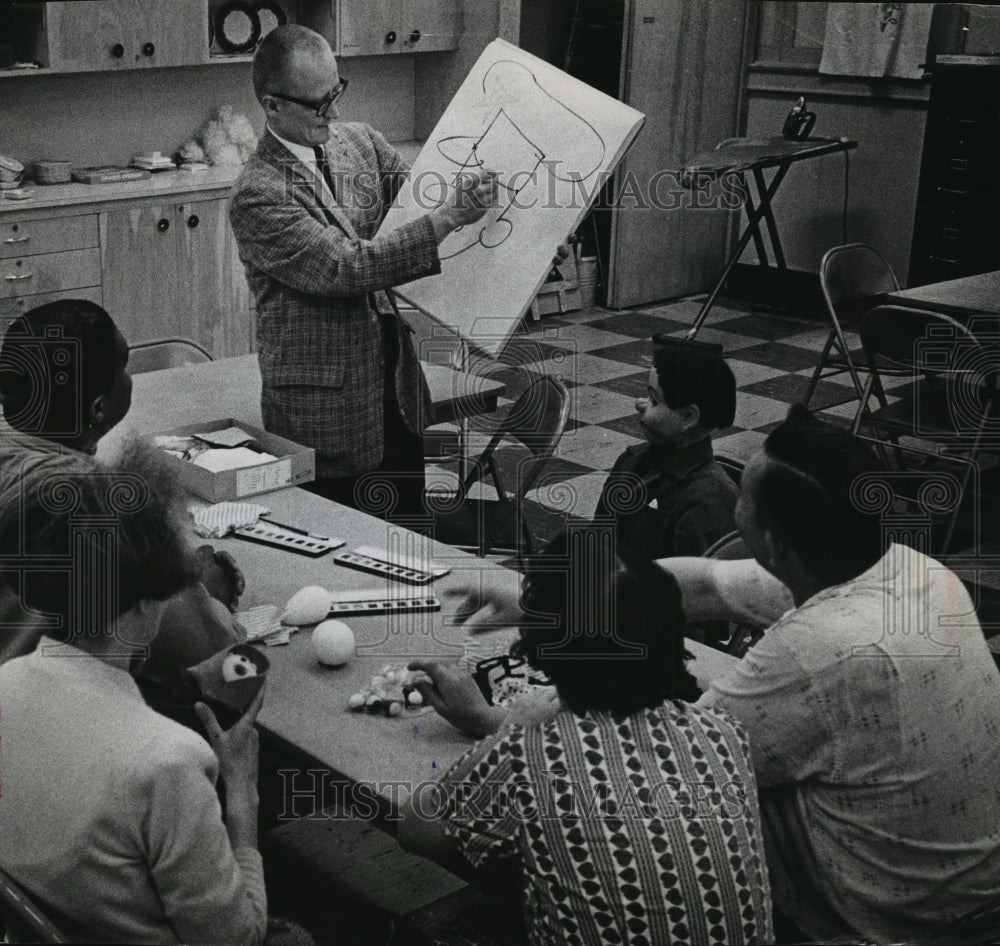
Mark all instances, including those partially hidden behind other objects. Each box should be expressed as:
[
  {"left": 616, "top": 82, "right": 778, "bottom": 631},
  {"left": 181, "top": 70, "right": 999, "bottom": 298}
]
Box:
[{"left": 529, "top": 249, "right": 581, "bottom": 321}]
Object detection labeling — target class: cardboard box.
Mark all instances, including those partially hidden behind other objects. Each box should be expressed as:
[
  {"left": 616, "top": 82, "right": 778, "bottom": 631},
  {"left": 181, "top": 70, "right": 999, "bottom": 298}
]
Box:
[{"left": 153, "top": 418, "right": 314, "bottom": 502}]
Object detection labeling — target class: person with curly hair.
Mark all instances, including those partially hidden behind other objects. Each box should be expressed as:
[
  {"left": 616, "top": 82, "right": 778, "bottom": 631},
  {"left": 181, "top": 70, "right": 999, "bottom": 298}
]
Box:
[{"left": 399, "top": 531, "right": 773, "bottom": 945}]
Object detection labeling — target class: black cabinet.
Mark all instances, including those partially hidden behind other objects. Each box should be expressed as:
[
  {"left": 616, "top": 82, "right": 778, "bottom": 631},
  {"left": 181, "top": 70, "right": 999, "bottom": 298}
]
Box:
[{"left": 909, "top": 56, "right": 1000, "bottom": 287}]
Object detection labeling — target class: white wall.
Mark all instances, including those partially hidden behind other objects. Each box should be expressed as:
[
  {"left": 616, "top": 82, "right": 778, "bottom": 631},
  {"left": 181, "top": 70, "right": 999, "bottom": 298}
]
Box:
[{"left": 0, "top": 55, "right": 416, "bottom": 169}]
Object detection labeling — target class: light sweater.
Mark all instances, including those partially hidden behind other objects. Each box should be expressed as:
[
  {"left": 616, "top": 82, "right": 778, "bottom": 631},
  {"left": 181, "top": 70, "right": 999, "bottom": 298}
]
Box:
[
  {"left": 0, "top": 641, "right": 267, "bottom": 944},
  {"left": 700, "top": 543, "right": 1000, "bottom": 941}
]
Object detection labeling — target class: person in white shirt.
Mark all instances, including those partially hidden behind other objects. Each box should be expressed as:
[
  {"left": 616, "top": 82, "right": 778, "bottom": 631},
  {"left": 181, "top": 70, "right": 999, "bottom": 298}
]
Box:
[
  {"left": 694, "top": 404, "right": 1000, "bottom": 942},
  {"left": 0, "top": 445, "right": 277, "bottom": 945}
]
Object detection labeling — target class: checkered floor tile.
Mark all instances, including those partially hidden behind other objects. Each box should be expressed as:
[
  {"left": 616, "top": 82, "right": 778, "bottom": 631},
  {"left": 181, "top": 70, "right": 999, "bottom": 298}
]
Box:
[
  {"left": 438, "top": 295, "right": 1000, "bottom": 574},
  {"left": 480, "top": 295, "right": 873, "bottom": 520}
]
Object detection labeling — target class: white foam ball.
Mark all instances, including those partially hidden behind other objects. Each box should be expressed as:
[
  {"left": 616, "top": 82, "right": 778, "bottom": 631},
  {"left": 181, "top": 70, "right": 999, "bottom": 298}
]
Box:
[
  {"left": 281, "top": 586, "right": 332, "bottom": 626},
  {"left": 311, "top": 619, "right": 355, "bottom": 667}
]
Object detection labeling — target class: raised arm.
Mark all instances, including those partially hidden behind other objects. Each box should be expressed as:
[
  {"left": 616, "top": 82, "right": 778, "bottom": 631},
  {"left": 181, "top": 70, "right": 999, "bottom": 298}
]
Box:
[{"left": 656, "top": 557, "right": 792, "bottom": 628}]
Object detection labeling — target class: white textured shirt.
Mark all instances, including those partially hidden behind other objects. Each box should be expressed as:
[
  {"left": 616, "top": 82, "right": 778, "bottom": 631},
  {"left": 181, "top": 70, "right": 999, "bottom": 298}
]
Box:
[
  {"left": 0, "top": 641, "right": 267, "bottom": 944},
  {"left": 268, "top": 126, "right": 335, "bottom": 202},
  {"left": 700, "top": 543, "right": 1000, "bottom": 942}
]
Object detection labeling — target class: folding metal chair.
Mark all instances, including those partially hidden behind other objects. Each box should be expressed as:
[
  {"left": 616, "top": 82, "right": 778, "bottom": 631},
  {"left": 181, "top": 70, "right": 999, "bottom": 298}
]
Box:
[
  {"left": 805, "top": 242, "right": 901, "bottom": 409},
  {"left": 699, "top": 530, "right": 764, "bottom": 659},
  {"left": 0, "top": 866, "right": 68, "bottom": 943},
  {"left": 852, "top": 305, "right": 1000, "bottom": 555},
  {"left": 429, "top": 376, "right": 570, "bottom": 557},
  {"left": 128, "top": 337, "right": 212, "bottom": 374},
  {"left": 715, "top": 454, "right": 745, "bottom": 488}
]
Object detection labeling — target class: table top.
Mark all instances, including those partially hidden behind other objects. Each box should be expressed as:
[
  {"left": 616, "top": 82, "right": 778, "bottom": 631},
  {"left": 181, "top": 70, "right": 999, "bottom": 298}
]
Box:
[
  {"left": 684, "top": 136, "right": 857, "bottom": 180},
  {"left": 104, "top": 353, "right": 506, "bottom": 443},
  {"left": 887, "top": 271, "right": 1000, "bottom": 319},
  {"left": 98, "top": 356, "right": 733, "bottom": 803}
]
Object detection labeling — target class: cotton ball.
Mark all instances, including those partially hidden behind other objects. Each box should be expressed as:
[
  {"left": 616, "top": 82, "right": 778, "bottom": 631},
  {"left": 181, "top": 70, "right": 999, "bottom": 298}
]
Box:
[
  {"left": 312, "top": 620, "right": 355, "bottom": 667},
  {"left": 227, "top": 112, "right": 258, "bottom": 162},
  {"left": 210, "top": 143, "right": 243, "bottom": 167},
  {"left": 178, "top": 139, "right": 205, "bottom": 164},
  {"left": 202, "top": 120, "right": 244, "bottom": 166},
  {"left": 281, "top": 586, "right": 332, "bottom": 626}
]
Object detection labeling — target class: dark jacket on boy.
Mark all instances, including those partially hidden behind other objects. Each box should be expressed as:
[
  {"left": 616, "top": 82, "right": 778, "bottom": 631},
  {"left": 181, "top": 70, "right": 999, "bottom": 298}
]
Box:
[{"left": 595, "top": 437, "right": 738, "bottom": 559}]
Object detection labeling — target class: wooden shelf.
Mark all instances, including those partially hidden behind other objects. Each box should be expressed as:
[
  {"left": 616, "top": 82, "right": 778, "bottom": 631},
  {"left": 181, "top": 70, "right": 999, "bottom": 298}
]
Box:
[
  {"left": 206, "top": 53, "right": 254, "bottom": 65},
  {"left": 0, "top": 67, "right": 58, "bottom": 80}
]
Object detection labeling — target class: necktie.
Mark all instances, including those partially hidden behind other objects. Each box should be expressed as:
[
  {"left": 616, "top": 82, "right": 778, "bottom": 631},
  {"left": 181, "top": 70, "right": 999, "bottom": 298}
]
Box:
[{"left": 312, "top": 145, "right": 335, "bottom": 200}]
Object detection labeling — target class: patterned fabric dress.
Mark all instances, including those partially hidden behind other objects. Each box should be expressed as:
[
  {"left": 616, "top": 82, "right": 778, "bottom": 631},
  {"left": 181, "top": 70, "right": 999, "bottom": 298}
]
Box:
[{"left": 439, "top": 701, "right": 773, "bottom": 945}]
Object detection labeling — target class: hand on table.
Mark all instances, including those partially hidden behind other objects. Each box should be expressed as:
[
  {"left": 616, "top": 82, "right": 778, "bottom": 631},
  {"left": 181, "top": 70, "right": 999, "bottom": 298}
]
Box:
[
  {"left": 407, "top": 659, "right": 506, "bottom": 738},
  {"left": 443, "top": 585, "right": 524, "bottom": 634},
  {"left": 506, "top": 685, "right": 562, "bottom": 729},
  {"left": 194, "top": 545, "right": 245, "bottom": 612}
]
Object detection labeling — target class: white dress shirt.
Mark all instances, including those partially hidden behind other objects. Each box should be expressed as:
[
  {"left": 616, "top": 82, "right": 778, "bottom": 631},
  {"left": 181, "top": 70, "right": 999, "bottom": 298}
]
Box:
[{"left": 268, "top": 125, "right": 335, "bottom": 202}]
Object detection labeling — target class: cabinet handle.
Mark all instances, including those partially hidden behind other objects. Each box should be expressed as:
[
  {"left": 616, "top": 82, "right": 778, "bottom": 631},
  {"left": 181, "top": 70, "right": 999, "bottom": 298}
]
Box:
[
  {"left": 4, "top": 272, "right": 34, "bottom": 282},
  {"left": 187, "top": 214, "right": 199, "bottom": 229},
  {"left": 142, "top": 42, "right": 155, "bottom": 57},
  {"left": 157, "top": 218, "right": 170, "bottom": 233},
  {"left": 111, "top": 43, "right": 125, "bottom": 58},
  {"left": 2, "top": 235, "right": 30, "bottom": 245},
  {"left": 409, "top": 29, "right": 421, "bottom": 43},
  {"left": 385, "top": 31, "right": 397, "bottom": 44}
]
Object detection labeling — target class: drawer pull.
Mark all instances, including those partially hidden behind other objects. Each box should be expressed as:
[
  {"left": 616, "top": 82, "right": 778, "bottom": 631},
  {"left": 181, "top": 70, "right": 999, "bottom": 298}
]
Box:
[
  {"left": 157, "top": 218, "right": 170, "bottom": 233},
  {"left": 142, "top": 42, "right": 155, "bottom": 57},
  {"left": 2, "top": 235, "right": 30, "bottom": 245},
  {"left": 111, "top": 42, "right": 125, "bottom": 58},
  {"left": 187, "top": 214, "right": 199, "bottom": 229},
  {"left": 4, "top": 272, "right": 34, "bottom": 281}
]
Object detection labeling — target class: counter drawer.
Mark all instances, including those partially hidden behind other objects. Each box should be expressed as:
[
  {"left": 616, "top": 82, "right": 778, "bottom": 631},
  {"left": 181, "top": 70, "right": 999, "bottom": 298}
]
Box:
[
  {"left": 0, "top": 286, "right": 103, "bottom": 320},
  {"left": 0, "top": 248, "right": 102, "bottom": 299},
  {"left": 0, "top": 215, "right": 99, "bottom": 260}
]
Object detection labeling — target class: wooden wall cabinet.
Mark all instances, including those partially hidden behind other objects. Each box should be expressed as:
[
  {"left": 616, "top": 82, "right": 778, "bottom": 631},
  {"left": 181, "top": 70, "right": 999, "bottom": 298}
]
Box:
[
  {"left": 101, "top": 198, "right": 253, "bottom": 356},
  {"left": 300, "top": 0, "right": 460, "bottom": 56},
  {"left": 45, "top": 0, "right": 206, "bottom": 72},
  {"left": 1, "top": 176, "right": 254, "bottom": 359}
]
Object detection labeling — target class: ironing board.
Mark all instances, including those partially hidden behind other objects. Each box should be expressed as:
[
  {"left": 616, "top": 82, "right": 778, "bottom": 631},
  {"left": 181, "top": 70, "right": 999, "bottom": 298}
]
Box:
[{"left": 681, "top": 136, "right": 858, "bottom": 338}]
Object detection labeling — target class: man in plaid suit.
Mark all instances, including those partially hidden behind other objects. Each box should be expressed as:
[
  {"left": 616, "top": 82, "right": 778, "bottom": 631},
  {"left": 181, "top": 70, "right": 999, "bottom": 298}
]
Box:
[{"left": 230, "top": 25, "right": 495, "bottom": 521}]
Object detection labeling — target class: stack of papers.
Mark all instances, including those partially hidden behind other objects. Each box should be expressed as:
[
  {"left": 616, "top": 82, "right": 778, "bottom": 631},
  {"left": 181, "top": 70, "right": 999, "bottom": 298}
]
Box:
[
  {"left": 191, "top": 447, "right": 278, "bottom": 472},
  {"left": 132, "top": 152, "right": 176, "bottom": 171}
]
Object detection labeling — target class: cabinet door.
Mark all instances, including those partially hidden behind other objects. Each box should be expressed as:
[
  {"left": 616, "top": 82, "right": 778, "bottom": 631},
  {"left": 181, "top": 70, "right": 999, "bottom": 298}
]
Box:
[
  {"left": 134, "top": 0, "right": 206, "bottom": 68},
  {"left": 339, "top": 0, "right": 458, "bottom": 55},
  {"left": 100, "top": 204, "right": 181, "bottom": 345},
  {"left": 176, "top": 199, "right": 254, "bottom": 357},
  {"left": 46, "top": 1, "right": 140, "bottom": 72},
  {"left": 607, "top": 0, "right": 747, "bottom": 308},
  {"left": 46, "top": 0, "right": 204, "bottom": 72}
]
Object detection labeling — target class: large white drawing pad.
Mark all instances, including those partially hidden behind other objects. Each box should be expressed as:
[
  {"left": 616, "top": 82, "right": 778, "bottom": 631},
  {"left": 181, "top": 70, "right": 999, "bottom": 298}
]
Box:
[{"left": 379, "top": 38, "right": 645, "bottom": 356}]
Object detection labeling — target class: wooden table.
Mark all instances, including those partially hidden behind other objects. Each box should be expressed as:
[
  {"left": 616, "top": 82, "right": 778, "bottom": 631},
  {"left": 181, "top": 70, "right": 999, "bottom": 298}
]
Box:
[
  {"left": 887, "top": 271, "right": 1000, "bottom": 322},
  {"left": 100, "top": 358, "right": 734, "bottom": 805},
  {"left": 109, "top": 353, "right": 506, "bottom": 433}
]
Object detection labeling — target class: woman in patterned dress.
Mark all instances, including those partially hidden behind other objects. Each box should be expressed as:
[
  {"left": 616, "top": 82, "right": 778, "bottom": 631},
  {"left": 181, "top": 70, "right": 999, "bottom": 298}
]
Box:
[{"left": 400, "top": 533, "right": 774, "bottom": 945}]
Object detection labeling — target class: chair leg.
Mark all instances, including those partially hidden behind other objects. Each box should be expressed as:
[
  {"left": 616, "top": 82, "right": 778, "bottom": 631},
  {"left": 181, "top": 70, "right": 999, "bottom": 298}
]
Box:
[{"left": 804, "top": 331, "right": 837, "bottom": 407}]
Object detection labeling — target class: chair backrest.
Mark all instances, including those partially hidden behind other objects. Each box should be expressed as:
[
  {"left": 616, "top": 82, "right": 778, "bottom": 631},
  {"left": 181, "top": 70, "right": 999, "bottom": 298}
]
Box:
[
  {"left": 703, "top": 529, "right": 747, "bottom": 561},
  {"left": 0, "top": 866, "right": 68, "bottom": 943},
  {"left": 463, "top": 375, "right": 570, "bottom": 500},
  {"left": 128, "top": 338, "right": 212, "bottom": 374},
  {"left": 859, "top": 305, "right": 980, "bottom": 373},
  {"left": 820, "top": 243, "right": 899, "bottom": 322},
  {"left": 714, "top": 454, "right": 745, "bottom": 488}
]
